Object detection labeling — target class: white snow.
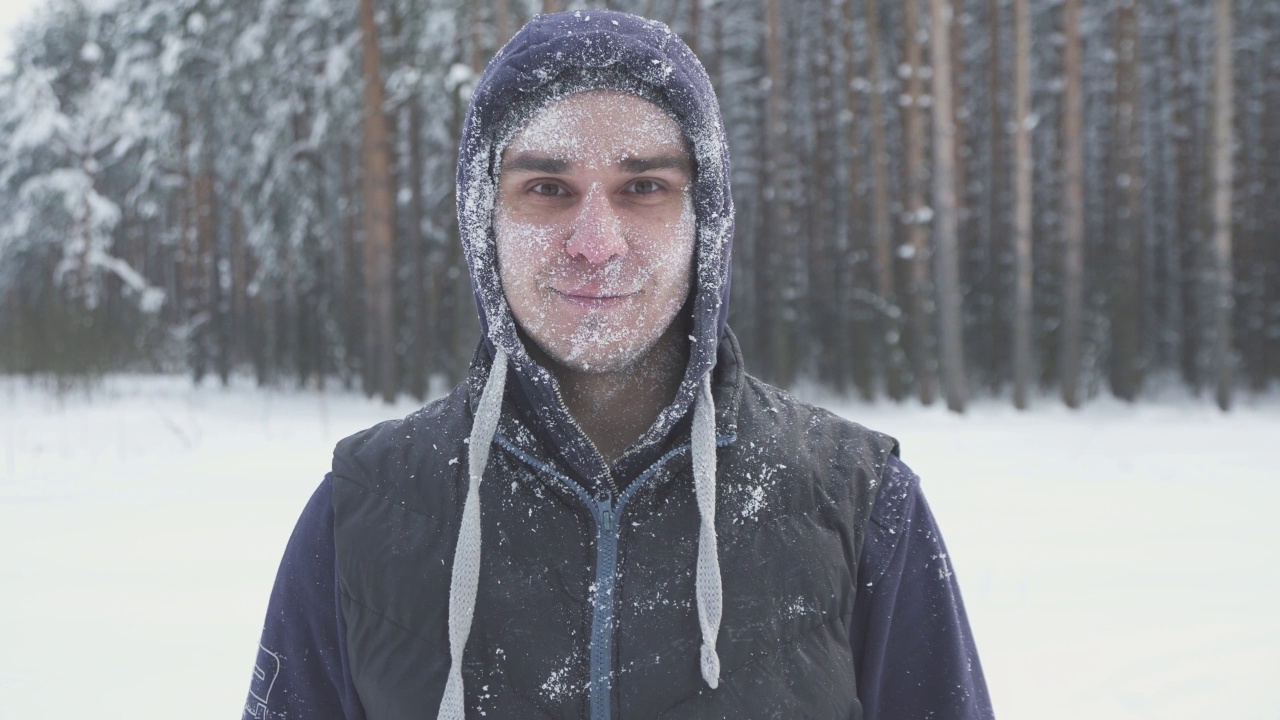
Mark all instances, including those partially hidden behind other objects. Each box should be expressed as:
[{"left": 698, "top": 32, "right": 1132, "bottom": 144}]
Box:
[
  {"left": 2, "top": 374, "right": 1278, "bottom": 719},
  {"left": 816, "top": 387, "right": 1280, "bottom": 720},
  {"left": 0, "top": 0, "right": 43, "bottom": 75}
]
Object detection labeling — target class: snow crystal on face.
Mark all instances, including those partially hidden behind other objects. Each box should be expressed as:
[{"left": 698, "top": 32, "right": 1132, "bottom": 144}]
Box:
[
  {"left": 452, "top": 13, "right": 738, "bottom": 464},
  {"left": 461, "top": 72, "right": 729, "bottom": 364},
  {"left": 492, "top": 90, "right": 697, "bottom": 375},
  {"left": 505, "top": 96, "right": 685, "bottom": 167}
]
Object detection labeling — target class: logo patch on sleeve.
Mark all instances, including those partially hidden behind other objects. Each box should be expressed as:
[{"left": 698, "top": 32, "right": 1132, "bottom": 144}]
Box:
[{"left": 245, "top": 644, "right": 281, "bottom": 719}]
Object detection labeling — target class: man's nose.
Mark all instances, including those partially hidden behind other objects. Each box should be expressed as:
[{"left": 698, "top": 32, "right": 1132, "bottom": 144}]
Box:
[{"left": 565, "top": 185, "right": 627, "bottom": 265}]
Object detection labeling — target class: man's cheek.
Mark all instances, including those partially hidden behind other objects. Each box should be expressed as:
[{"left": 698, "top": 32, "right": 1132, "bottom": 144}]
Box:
[
  {"left": 496, "top": 209, "right": 562, "bottom": 253},
  {"left": 501, "top": 236, "right": 552, "bottom": 261}
]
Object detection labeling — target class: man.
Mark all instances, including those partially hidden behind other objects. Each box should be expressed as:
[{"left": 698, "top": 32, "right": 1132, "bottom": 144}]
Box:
[{"left": 246, "top": 10, "right": 993, "bottom": 720}]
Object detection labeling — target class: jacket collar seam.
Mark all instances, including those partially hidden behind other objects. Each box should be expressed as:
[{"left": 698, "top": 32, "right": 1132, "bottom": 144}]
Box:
[{"left": 495, "top": 431, "right": 737, "bottom": 507}]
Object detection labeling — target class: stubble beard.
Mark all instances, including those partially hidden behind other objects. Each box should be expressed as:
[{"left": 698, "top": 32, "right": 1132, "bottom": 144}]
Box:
[{"left": 519, "top": 280, "right": 693, "bottom": 379}]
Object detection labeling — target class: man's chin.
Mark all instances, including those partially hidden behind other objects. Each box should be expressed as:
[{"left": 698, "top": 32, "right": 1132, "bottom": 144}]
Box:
[
  {"left": 516, "top": 314, "right": 690, "bottom": 378},
  {"left": 550, "top": 343, "right": 648, "bottom": 375}
]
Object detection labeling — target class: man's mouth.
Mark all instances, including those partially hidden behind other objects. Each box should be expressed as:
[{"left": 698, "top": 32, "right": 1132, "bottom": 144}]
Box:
[{"left": 550, "top": 286, "right": 640, "bottom": 309}]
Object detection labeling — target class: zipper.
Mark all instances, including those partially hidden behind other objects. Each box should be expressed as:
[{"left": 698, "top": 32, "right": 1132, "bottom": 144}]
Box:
[
  {"left": 491, "top": 434, "right": 621, "bottom": 720},
  {"left": 493, "top": 431, "right": 736, "bottom": 720},
  {"left": 543, "top": 374, "right": 619, "bottom": 498},
  {"left": 589, "top": 495, "right": 618, "bottom": 720}
]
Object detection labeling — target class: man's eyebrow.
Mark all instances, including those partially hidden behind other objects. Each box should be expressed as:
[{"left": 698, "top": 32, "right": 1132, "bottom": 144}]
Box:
[
  {"left": 502, "top": 154, "right": 570, "bottom": 174},
  {"left": 619, "top": 153, "right": 694, "bottom": 175}
]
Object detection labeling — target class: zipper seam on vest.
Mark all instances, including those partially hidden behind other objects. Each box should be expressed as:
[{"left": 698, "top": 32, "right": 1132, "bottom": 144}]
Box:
[
  {"left": 588, "top": 497, "right": 617, "bottom": 720},
  {"left": 493, "top": 432, "right": 737, "bottom": 720}
]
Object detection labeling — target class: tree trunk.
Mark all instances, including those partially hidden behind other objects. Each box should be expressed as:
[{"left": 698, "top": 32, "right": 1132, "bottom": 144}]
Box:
[
  {"left": 688, "top": 0, "right": 700, "bottom": 56},
  {"left": 865, "top": 0, "right": 905, "bottom": 400},
  {"left": 229, "top": 193, "right": 248, "bottom": 375},
  {"left": 469, "top": 0, "right": 487, "bottom": 72},
  {"left": 340, "top": 142, "right": 362, "bottom": 389},
  {"left": 1210, "top": 0, "right": 1235, "bottom": 410},
  {"left": 407, "top": 98, "right": 428, "bottom": 400},
  {"left": 980, "top": 0, "right": 1003, "bottom": 390},
  {"left": 843, "top": 0, "right": 874, "bottom": 399},
  {"left": 1010, "top": 0, "right": 1032, "bottom": 408},
  {"left": 194, "top": 160, "right": 218, "bottom": 384},
  {"left": 444, "top": 33, "right": 479, "bottom": 385},
  {"left": 1237, "top": 15, "right": 1266, "bottom": 391},
  {"left": 1265, "top": 8, "right": 1280, "bottom": 388},
  {"left": 808, "top": 0, "right": 836, "bottom": 387},
  {"left": 494, "top": 0, "right": 512, "bottom": 47},
  {"left": 360, "top": 0, "right": 399, "bottom": 403},
  {"left": 1170, "top": 10, "right": 1201, "bottom": 391},
  {"left": 982, "top": 0, "right": 1008, "bottom": 391},
  {"left": 757, "top": 0, "right": 791, "bottom": 384},
  {"left": 1060, "top": 0, "right": 1085, "bottom": 408},
  {"left": 951, "top": 0, "right": 971, "bottom": 261},
  {"left": 931, "top": 0, "right": 968, "bottom": 412},
  {"left": 950, "top": 0, "right": 974, "bottom": 373},
  {"left": 176, "top": 115, "right": 200, "bottom": 379},
  {"left": 902, "top": 0, "right": 936, "bottom": 404},
  {"left": 709, "top": 0, "right": 724, "bottom": 88},
  {"left": 1110, "top": 0, "right": 1143, "bottom": 401}
]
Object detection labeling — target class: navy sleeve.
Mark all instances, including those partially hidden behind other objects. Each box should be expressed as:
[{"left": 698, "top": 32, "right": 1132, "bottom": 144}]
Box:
[
  {"left": 244, "top": 475, "right": 366, "bottom": 720},
  {"left": 851, "top": 454, "right": 995, "bottom": 720}
]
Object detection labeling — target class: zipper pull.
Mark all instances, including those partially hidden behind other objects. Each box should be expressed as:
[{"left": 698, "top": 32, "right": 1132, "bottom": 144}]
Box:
[{"left": 598, "top": 499, "right": 614, "bottom": 532}]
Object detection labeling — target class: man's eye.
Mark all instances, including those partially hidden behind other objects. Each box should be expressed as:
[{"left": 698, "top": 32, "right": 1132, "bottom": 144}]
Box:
[
  {"left": 629, "top": 179, "right": 662, "bottom": 195},
  {"left": 531, "top": 182, "right": 566, "bottom": 197}
]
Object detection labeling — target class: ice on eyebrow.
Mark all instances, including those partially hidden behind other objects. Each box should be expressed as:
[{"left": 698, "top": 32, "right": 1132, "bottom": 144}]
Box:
[{"left": 504, "top": 91, "right": 686, "bottom": 166}]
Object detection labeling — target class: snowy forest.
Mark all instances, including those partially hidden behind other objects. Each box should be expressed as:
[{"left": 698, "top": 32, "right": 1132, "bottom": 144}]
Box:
[{"left": 0, "top": 0, "right": 1275, "bottom": 411}]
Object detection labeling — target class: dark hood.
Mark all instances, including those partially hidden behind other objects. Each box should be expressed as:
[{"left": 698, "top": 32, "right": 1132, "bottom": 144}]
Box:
[{"left": 456, "top": 10, "right": 735, "bottom": 491}]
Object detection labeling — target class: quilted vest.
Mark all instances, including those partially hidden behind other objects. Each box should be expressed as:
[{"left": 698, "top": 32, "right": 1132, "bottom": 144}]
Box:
[{"left": 332, "top": 335, "right": 898, "bottom": 719}]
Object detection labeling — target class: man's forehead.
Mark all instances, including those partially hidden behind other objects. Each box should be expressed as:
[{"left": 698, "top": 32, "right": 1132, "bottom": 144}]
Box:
[
  {"left": 502, "top": 150, "right": 693, "bottom": 176},
  {"left": 503, "top": 89, "right": 687, "bottom": 165}
]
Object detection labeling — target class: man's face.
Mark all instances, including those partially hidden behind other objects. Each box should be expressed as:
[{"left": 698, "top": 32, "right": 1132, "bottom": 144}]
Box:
[{"left": 495, "top": 90, "right": 696, "bottom": 374}]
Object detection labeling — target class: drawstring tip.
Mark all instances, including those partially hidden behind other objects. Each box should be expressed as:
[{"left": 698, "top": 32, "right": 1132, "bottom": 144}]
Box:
[{"left": 700, "top": 643, "right": 720, "bottom": 689}]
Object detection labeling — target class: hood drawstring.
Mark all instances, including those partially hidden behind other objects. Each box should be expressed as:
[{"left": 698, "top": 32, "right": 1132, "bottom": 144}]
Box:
[
  {"left": 437, "top": 346, "right": 508, "bottom": 720},
  {"left": 436, "top": 356, "right": 722, "bottom": 717},
  {"left": 691, "top": 370, "right": 723, "bottom": 689}
]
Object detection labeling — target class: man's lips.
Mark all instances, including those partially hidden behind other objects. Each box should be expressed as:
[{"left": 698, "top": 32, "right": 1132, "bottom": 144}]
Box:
[{"left": 550, "top": 287, "right": 640, "bottom": 309}]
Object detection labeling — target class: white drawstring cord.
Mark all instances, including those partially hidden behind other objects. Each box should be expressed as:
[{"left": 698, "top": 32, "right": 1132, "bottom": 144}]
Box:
[
  {"left": 691, "top": 370, "right": 722, "bottom": 688},
  {"left": 437, "top": 346, "right": 508, "bottom": 720}
]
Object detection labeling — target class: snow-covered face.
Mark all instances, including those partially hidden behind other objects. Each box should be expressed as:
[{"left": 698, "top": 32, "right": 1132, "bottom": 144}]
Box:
[{"left": 494, "top": 90, "right": 696, "bottom": 374}]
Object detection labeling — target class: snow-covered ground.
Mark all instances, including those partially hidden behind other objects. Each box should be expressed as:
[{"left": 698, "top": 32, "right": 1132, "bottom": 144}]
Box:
[{"left": 1, "top": 374, "right": 1277, "bottom": 719}]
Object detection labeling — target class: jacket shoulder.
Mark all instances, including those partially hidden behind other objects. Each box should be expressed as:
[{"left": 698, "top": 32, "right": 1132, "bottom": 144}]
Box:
[
  {"left": 721, "top": 375, "right": 899, "bottom": 541},
  {"left": 737, "top": 374, "right": 899, "bottom": 470},
  {"left": 331, "top": 382, "right": 472, "bottom": 499}
]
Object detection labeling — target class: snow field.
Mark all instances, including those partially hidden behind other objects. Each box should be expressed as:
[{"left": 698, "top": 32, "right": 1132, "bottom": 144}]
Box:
[
  {"left": 2, "top": 375, "right": 1278, "bottom": 719},
  {"left": 820, "top": 392, "right": 1280, "bottom": 720}
]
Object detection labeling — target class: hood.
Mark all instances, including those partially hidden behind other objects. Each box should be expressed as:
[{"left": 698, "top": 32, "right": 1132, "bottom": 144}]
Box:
[
  {"left": 438, "top": 14, "right": 735, "bottom": 717},
  {"left": 456, "top": 9, "right": 735, "bottom": 487}
]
